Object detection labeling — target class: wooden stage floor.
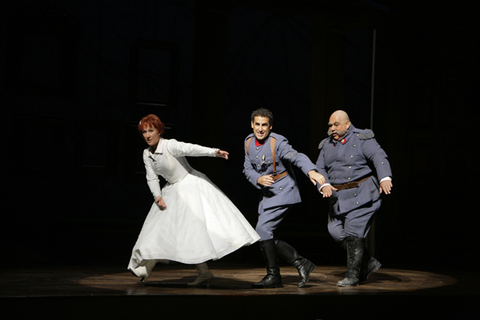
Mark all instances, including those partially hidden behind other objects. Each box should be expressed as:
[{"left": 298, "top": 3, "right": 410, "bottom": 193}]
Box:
[{"left": 1, "top": 263, "right": 478, "bottom": 319}]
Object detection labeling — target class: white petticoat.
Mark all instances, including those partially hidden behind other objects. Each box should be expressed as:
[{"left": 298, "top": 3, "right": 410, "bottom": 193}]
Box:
[{"left": 127, "top": 170, "right": 260, "bottom": 275}]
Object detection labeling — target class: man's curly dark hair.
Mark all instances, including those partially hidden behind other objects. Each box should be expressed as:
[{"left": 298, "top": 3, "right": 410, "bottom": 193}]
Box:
[{"left": 250, "top": 108, "right": 273, "bottom": 125}]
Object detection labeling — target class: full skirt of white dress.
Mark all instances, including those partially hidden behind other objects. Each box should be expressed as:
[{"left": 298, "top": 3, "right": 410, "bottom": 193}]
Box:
[{"left": 127, "top": 169, "right": 260, "bottom": 276}]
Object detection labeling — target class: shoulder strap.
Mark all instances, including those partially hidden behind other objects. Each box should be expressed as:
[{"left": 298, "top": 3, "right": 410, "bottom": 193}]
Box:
[
  {"left": 270, "top": 136, "right": 276, "bottom": 175},
  {"left": 318, "top": 138, "right": 327, "bottom": 150},
  {"left": 245, "top": 137, "right": 253, "bottom": 156},
  {"left": 358, "top": 130, "right": 375, "bottom": 140}
]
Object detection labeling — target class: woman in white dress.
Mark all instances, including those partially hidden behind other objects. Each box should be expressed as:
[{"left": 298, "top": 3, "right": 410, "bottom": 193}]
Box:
[{"left": 128, "top": 114, "right": 260, "bottom": 286}]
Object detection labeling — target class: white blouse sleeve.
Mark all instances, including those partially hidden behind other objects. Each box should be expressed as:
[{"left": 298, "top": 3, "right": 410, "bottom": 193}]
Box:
[
  {"left": 166, "top": 139, "right": 217, "bottom": 157},
  {"left": 143, "top": 150, "right": 162, "bottom": 199}
]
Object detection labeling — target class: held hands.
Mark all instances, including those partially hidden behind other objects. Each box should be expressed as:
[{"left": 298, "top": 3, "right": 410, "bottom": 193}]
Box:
[
  {"left": 320, "top": 185, "right": 338, "bottom": 198},
  {"left": 156, "top": 196, "right": 167, "bottom": 209},
  {"left": 379, "top": 180, "right": 393, "bottom": 195},
  {"left": 215, "top": 150, "right": 229, "bottom": 160},
  {"left": 308, "top": 170, "right": 325, "bottom": 186},
  {"left": 258, "top": 171, "right": 326, "bottom": 188}
]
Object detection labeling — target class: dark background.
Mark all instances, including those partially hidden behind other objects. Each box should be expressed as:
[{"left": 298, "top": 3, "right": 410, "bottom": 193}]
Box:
[{"left": 1, "top": 0, "right": 478, "bottom": 272}]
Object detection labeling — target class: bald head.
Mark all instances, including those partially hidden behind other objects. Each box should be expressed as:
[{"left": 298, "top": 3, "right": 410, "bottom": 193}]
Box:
[
  {"left": 330, "top": 110, "right": 350, "bottom": 122},
  {"left": 328, "top": 110, "right": 351, "bottom": 140}
]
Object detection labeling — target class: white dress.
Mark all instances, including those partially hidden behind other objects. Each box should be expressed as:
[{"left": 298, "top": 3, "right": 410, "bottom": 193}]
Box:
[{"left": 128, "top": 138, "right": 260, "bottom": 278}]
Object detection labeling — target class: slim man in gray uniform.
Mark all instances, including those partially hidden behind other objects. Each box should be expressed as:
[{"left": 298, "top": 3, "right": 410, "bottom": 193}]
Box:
[
  {"left": 316, "top": 110, "right": 392, "bottom": 287},
  {"left": 244, "top": 108, "right": 325, "bottom": 288}
]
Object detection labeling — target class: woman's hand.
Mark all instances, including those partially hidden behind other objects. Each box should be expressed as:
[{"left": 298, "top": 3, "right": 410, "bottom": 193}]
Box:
[
  {"left": 156, "top": 196, "right": 167, "bottom": 209},
  {"left": 215, "top": 150, "right": 229, "bottom": 160}
]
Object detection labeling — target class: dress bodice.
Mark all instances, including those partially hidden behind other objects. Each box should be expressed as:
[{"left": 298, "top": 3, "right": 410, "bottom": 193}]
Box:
[{"left": 143, "top": 138, "right": 217, "bottom": 199}]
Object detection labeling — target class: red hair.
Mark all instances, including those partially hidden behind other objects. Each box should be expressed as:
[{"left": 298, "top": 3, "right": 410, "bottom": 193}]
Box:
[{"left": 138, "top": 114, "right": 165, "bottom": 135}]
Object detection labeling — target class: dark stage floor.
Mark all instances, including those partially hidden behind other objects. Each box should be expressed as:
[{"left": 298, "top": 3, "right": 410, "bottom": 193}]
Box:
[{"left": 1, "top": 263, "right": 478, "bottom": 319}]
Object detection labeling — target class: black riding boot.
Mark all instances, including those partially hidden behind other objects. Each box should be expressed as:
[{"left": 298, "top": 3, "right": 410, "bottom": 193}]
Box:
[
  {"left": 338, "top": 238, "right": 381, "bottom": 283},
  {"left": 276, "top": 240, "right": 315, "bottom": 287},
  {"left": 337, "top": 236, "right": 364, "bottom": 287},
  {"left": 360, "top": 247, "right": 381, "bottom": 282},
  {"left": 252, "top": 239, "right": 282, "bottom": 288}
]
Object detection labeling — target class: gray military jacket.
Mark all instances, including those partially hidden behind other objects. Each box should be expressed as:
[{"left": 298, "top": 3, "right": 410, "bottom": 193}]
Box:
[
  {"left": 315, "top": 125, "right": 392, "bottom": 215},
  {"left": 243, "top": 133, "right": 317, "bottom": 210}
]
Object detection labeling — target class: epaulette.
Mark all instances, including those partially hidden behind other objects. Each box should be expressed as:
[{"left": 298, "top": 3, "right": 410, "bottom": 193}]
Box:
[
  {"left": 318, "top": 138, "right": 328, "bottom": 150},
  {"left": 357, "top": 130, "right": 375, "bottom": 140},
  {"left": 270, "top": 132, "right": 287, "bottom": 142}
]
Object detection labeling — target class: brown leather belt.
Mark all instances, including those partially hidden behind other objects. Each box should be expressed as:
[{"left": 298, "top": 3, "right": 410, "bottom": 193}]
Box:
[
  {"left": 333, "top": 176, "right": 371, "bottom": 191},
  {"left": 272, "top": 171, "right": 288, "bottom": 181}
]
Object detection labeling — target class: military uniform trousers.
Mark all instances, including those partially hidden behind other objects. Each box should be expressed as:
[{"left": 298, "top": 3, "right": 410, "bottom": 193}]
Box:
[
  {"left": 328, "top": 197, "right": 382, "bottom": 242},
  {"left": 256, "top": 202, "right": 292, "bottom": 241}
]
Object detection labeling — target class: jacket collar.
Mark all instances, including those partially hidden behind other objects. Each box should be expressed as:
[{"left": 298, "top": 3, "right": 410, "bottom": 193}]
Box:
[
  {"left": 149, "top": 138, "right": 164, "bottom": 155},
  {"left": 331, "top": 125, "right": 356, "bottom": 145}
]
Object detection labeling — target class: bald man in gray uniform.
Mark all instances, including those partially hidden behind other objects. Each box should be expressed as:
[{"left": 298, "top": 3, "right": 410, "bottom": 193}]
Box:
[
  {"left": 244, "top": 108, "right": 325, "bottom": 288},
  {"left": 316, "top": 110, "right": 392, "bottom": 287}
]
